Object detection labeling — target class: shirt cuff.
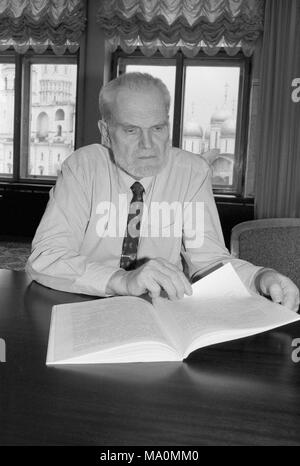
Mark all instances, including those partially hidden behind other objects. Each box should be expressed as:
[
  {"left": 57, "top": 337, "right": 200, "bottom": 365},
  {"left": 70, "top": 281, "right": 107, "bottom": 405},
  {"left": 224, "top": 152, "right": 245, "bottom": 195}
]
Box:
[{"left": 73, "top": 263, "right": 123, "bottom": 297}]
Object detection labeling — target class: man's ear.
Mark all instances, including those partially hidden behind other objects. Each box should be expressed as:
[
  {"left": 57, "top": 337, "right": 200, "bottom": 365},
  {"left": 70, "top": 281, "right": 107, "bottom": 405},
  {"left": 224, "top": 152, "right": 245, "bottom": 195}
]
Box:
[{"left": 98, "top": 119, "right": 111, "bottom": 148}]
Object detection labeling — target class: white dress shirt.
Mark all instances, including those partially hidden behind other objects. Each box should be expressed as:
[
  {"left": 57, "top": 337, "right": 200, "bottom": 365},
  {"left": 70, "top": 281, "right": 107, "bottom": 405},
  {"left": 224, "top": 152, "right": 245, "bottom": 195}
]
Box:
[{"left": 26, "top": 143, "right": 261, "bottom": 296}]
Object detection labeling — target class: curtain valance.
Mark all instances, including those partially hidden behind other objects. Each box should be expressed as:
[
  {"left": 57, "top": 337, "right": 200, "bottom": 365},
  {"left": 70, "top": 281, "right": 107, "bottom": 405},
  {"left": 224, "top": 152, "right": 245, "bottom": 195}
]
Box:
[
  {"left": 97, "top": 0, "right": 265, "bottom": 57},
  {"left": 0, "top": 0, "right": 86, "bottom": 54}
]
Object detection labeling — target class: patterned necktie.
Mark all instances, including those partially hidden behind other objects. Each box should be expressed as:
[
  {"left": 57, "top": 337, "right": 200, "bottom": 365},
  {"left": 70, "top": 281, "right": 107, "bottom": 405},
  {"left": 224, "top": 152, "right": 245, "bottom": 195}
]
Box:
[{"left": 120, "top": 181, "right": 145, "bottom": 270}]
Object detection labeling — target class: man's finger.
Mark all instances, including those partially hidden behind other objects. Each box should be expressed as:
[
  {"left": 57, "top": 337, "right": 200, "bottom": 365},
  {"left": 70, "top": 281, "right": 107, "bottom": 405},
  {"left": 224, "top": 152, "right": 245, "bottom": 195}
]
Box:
[
  {"left": 281, "top": 287, "right": 300, "bottom": 312},
  {"left": 279, "top": 277, "right": 300, "bottom": 311},
  {"left": 154, "top": 259, "right": 192, "bottom": 296},
  {"left": 282, "top": 297, "right": 299, "bottom": 312},
  {"left": 147, "top": 279, "right": 162, "bottom": 299},
  {"left": 268, "top": 282, "right": 283, "bottom": 304},
  {"left": 152, "top": 271, "right": 178, "bottom": 300}
]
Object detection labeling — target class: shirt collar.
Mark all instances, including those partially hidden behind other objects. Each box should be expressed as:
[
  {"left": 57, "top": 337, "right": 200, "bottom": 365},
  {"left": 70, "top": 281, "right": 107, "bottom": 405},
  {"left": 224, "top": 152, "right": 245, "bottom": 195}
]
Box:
[{"left": 116, "top": 166, "right": 153, "bottom": 193}]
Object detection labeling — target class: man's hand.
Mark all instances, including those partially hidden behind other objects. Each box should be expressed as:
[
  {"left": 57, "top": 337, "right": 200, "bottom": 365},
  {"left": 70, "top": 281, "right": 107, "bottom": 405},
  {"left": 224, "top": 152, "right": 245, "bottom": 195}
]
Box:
[
  {"left": 255, "top": 269, "right": 300, "bottom": 312},
  {"left": 106, "top": 258, "right": 193, "bottom": 300}
]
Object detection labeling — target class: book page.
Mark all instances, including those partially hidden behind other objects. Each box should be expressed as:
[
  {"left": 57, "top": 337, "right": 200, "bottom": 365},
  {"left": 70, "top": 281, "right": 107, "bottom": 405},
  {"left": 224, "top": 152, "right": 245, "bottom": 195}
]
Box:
[
  {"left": 155, "top": 294, "right": 300, "bottom": 358},
  {"left": 191, "top": 262, "right": 250, "bottom": 299},
  {"left": 153, "top": 263, "right": 300, "bottom": 358},
  {"left": 46, "top": 296, "right": 178, "bottom": 364},
  {"left": 152, "top": 263, "right": 251, "bottom": 354}
]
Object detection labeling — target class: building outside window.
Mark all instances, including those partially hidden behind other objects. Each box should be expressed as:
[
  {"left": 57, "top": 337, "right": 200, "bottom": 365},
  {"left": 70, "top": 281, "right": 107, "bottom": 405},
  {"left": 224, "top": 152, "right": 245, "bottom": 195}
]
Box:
[
  {"left": 26, "top": 63, "right": 77, "bottom": 178},
  {"left": 0, "top": 57, "right": 78, "bottom": 181},
  {"left": 0, "top": 62, "right": 15, "bottom": 176}
]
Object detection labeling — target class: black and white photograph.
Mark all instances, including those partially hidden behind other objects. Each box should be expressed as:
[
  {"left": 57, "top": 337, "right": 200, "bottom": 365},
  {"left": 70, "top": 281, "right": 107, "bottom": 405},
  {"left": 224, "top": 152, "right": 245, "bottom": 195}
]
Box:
[{"left": 0, "top": 0, "right": 300, "bottom": 449}]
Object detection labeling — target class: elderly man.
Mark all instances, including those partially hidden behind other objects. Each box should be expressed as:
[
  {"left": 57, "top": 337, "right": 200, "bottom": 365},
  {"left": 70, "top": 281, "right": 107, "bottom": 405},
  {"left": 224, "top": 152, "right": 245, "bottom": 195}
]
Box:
[{"left": 26, "top": 73, "right": 299, "bottom": 310}]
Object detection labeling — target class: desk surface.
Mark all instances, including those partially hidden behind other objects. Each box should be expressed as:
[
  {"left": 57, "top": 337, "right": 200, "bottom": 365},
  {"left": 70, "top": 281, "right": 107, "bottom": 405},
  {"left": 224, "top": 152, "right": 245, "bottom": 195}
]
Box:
[{"left": 1, "top": 269, "right": 300, "bottom": 446}]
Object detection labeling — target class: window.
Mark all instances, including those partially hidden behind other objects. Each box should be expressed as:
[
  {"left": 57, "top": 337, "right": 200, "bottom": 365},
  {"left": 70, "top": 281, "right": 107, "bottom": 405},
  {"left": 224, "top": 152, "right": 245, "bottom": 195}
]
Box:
[
  {"left": 182, "top": 65, "right": 240, "bottom": 188},
  {"left": 0, "top": 51, "right": 78, "bottom": 183},
  {"left": 55, "top": 109, "right": 65, "bottom": 121},
  {"left": 23, "top": 59, "right": 77, "bottom": 180},
  {"left": 115, "top": 50, "right": 250, "bottom": 195},
  {"left": 0, "top": 60, "right": 15, "bottom": 177},
  {"left": 56, "top": 125, "right": 62, "bottom": 137}
]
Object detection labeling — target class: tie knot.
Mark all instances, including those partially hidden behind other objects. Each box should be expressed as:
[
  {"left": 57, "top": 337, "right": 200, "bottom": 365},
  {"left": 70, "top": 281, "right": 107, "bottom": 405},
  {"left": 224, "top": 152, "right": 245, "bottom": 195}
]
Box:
[{"left": 131, "top": 182, "right": 144, "bottom": 201}]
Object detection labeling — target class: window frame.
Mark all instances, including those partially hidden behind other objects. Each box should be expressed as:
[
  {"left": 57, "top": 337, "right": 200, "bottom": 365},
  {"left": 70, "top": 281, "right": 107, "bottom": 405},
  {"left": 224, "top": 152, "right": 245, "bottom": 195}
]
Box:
[
  {"left": 0, "top": 52, "right": 19, "bottom": 182},
  {"left": 0, "top": 49, "right": 79, "bottom": 186},
  {"left": 113, "top": 48, "right": 252, "bottom": 197}
]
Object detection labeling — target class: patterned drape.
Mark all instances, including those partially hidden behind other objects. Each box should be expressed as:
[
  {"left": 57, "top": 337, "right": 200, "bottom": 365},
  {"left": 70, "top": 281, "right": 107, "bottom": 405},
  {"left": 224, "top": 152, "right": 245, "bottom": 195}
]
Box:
[
  {"left": 97, "top": 0, "right": 265, "bottom": 57},
  {"left": 0, "top": 0, "right": 86, "bottom": 54}
]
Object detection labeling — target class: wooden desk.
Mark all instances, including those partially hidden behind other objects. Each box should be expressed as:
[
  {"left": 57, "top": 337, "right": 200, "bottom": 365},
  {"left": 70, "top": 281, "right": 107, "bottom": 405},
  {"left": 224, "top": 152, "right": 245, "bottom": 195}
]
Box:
[{"left": 1, "top": 269, "right": 300, "bottom": 446}]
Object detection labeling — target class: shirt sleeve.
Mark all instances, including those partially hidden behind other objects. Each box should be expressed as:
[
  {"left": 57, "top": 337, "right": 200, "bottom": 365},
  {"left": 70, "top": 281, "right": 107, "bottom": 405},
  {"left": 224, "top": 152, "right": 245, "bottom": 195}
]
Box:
[
  {"left": 26, "top": 157, "right": 121, "bottom": 297},
  {"left": 182, "top": 160, "right": 263, "bottom": 291}
]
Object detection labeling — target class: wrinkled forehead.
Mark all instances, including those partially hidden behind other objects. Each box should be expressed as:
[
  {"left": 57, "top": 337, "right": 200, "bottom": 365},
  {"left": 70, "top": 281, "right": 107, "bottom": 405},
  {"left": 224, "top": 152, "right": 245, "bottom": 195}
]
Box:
[{"left": 111, "top": 87, "right": 169, "bottom": 126}]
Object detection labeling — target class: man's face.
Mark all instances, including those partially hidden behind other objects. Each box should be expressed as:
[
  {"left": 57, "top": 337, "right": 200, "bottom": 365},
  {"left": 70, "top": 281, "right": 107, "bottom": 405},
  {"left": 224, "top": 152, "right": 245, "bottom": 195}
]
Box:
[{"left": 106, "top": 87, "right": 170, "bottom": 179}]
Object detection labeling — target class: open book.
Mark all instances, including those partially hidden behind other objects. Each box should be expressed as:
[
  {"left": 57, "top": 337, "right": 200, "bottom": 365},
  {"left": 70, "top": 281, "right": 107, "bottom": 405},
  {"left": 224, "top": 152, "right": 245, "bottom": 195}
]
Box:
[{"left": 46, "top": 263, "right": 300, "bottom": 364}]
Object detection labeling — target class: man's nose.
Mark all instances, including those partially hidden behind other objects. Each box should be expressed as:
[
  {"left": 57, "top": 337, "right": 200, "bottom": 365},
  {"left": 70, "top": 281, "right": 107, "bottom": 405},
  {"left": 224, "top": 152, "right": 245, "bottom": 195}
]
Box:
[{"left": 139, "top": 129, "right": 153, "bottom": 149}]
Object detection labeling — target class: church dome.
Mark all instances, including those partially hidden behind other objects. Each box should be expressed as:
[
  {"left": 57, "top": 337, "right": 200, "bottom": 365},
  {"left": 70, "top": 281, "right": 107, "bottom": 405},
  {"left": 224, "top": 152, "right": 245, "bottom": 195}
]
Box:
[
  {"left": 220, "top": 118, "right": 236, "bottom": 138},
  {"left": 183, "top": 121, "right": 203, "bottom": 138},
  {"left": 210, "top": 108, "right": 232, "bottom": 125}
]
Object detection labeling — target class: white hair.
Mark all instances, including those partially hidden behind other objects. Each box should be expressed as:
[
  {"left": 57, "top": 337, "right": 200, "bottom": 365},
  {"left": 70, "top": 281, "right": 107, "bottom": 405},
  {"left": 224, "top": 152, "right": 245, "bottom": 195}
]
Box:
[{"left": 99, "top": 72, "right": 171, "bottom": 122}]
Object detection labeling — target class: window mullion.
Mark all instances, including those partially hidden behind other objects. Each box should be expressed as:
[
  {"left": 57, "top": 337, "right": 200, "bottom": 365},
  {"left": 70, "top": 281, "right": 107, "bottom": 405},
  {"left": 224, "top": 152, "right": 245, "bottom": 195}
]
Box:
[
  {"left": 239, "top": 59, "right": 251, "bottom": 196},
  {"left": 172, "top": 51, "right": 184, "bottom": 148},
  {"left": 19, "top": 57, "right": 31, "bottom": 180},
  {"left": 12, "top": 53, "right": 23, "bottom": 181}
]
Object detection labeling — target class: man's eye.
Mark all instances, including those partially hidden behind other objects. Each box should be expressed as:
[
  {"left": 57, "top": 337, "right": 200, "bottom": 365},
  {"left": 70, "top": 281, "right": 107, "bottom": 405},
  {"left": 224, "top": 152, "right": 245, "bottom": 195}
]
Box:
[
  {"left": 125, "top": 128, "right": 137, "bottom": 134},
  {"left": 153, "top": 126, "right": 164, "bottom": 132}
]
